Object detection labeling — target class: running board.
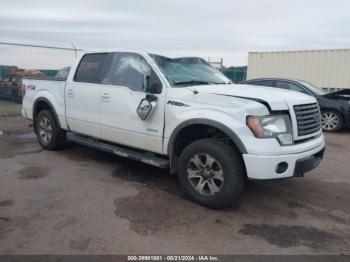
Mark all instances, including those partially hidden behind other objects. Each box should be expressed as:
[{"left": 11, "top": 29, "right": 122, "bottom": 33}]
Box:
[{"left": 67, "top": 133, "right": 170, "bottom": 169}]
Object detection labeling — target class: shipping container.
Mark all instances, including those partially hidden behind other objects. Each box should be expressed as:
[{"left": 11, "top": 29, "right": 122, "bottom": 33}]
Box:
[{"left": 247, "top": 49, "right": 350, "bottom": 91}]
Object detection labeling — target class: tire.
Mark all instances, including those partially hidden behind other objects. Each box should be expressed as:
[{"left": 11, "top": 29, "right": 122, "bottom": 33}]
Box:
[
  {"left": 35, "top": 110, "right": 67, "bottom": 150},
  {"left": 177, "top": 138, "right": 245, "bottom": 209},
  {"left": 321, "top": 110, "right": 343, "bottom": 132}
]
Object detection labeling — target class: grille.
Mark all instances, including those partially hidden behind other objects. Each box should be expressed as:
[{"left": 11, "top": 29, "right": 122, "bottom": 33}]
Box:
[{"left": 294, "top": 103, "right": 321, "bottom": 136}]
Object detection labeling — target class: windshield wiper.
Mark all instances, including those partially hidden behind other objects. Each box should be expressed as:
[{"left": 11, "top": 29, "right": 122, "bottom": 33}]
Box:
[
  {"left": 173, "top": 80, "right": 216, "bottom": 86},
  {"left": 215, "top": 81, "right": 232, "bottom": 85}
]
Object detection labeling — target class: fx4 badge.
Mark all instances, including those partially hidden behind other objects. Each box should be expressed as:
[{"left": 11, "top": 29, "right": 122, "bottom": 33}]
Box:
[{"left": 167, "top": 100, "right": 190, "bottom": 107}]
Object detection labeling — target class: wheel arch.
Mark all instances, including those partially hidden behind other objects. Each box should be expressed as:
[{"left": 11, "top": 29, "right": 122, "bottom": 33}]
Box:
[
  {"left": 33, "top": 97, "right": 61, "bottom": 129},
  {"left": 167, "top": 119, "right": 247, "bottom": 173}
]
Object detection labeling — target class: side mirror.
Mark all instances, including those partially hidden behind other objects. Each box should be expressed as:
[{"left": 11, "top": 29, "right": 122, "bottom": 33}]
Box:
[
  {"left": 136, "top": 97, "right": 157, "bottom": 121},
  {"left": 146, "top": 70, "right": 162, "bottom": 94}
]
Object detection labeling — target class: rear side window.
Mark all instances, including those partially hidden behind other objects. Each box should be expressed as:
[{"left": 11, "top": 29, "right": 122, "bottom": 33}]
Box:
[
  {"left": 276, "top": 81, "right": 307, "bottom": 94},
  {"left": 75, "top": 53, "right": 108, "bottom": 84},
  {"left": 102, "top": 53, "right": 151, "bottom": 92},
  {"left": 248, "top": 80, "right": 274, "bottom": 87},
  {"left": 246, "top": 80, "right": 275, "bottom": 87}
]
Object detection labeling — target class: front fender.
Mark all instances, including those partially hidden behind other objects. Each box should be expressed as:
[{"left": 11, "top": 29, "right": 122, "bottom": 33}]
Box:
[{"left": 165, "top": 108, "right": 250, "bottom": 156}]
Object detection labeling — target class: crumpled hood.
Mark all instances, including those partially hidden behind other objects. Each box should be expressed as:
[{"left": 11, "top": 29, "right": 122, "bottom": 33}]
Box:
[
  {"left": 194, "top": 84, "right": 317, "bottom": 111},
  {"left": 323, "top": 89, "right": 350, "bottom": 101}
]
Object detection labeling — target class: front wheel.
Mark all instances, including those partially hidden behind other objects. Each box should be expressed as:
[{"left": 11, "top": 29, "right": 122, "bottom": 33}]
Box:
[
  {"left": 177, "top": 139, "right": 245, "bottom": 209},
  {"left": 321, "top": 110, "right": 343, "bottom": 132}
]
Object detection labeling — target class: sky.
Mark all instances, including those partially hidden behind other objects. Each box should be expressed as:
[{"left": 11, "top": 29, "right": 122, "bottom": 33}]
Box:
[{"left": 0, "top": 0, "right": 350, "bottom": 69}]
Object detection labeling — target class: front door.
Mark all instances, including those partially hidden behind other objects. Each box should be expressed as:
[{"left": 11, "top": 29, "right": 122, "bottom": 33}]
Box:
[{"left": 99, "top": 52, "right": 165, "bottom": 154}]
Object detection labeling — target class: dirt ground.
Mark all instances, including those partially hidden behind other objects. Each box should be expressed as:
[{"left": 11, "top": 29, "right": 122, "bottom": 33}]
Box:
[
  {"left": 0, "top": 101, "right": 22, "bottom": 117},
  {"left": 0, "top": 116, "right": 349, "bottom": 255}
]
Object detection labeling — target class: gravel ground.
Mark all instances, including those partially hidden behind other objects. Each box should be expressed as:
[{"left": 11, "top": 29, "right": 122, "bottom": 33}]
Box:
[{"left": 0, "top": 116, "right": 349, "bottom": 255}]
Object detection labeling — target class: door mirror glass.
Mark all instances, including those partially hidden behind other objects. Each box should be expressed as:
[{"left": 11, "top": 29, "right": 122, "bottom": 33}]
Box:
[
  {"left": 136, "top": 98, "right": 157, "bottom": 120},
  {"left": 146, "top": 69, "right": 162, "bottom": 94}
]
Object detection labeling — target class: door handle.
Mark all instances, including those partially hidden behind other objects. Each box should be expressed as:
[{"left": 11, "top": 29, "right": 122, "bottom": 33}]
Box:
[
  {"left": 67, "top": 89, "right": 74, "bottom": 97},
  {"left": 101, "top": 92, "right": 111, "bottom": 100}
]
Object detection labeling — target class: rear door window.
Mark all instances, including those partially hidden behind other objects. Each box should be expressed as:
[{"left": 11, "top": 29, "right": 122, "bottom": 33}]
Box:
[
  {"left": 74, "top": 53, "right": 108, "bottom": 84},
  {"left": 248, "top": 80, "right": 274, "bottom": 87},
  {"left": 276, "top": 81, "right": 308, "bottom": 94}
]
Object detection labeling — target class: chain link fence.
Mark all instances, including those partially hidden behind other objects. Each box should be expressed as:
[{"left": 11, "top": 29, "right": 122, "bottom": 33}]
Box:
[
  {"left": 0, "top": 67, "right": 22, "bottom": 118},
  {"left": 0, "top": 42, "right": 75, "bottom": 135},
  {"left": 207, "top": 57, "right": 247, "bottom": 83},
  {"left": 222, "top": 66, "right": 247, "bottom": 84},
  {"left": 0, "top": 71, "right": 26, "bottom": 135},
  {"left": 0, "top": 66, "right": 58, "bottom": 115}
]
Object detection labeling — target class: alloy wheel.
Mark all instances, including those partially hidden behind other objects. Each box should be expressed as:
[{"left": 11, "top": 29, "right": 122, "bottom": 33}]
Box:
[
  {"left": 187, "top": 153, "right": 224, "bottom": 196},
  {"left": 39, "top": 117, "right": 53, "bottom": 144},
  {"left": 321, "top": 112, "right": 339, "bottom": 131}
]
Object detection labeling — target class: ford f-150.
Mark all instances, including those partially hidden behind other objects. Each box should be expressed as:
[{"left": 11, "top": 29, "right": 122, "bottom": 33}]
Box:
[{"left": 22, "top": 50, "right": 325, "bottom": 208}]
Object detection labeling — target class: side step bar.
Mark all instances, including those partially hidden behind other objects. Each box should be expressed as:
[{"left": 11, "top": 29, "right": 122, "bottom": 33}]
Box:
[{"left": 67, "top": 133, "right": 170, "bottom": 169}]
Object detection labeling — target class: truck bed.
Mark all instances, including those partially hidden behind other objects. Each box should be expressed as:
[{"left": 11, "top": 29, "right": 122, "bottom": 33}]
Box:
[{"left": 21, "top": 77, "right": 67, "bottom": 125}]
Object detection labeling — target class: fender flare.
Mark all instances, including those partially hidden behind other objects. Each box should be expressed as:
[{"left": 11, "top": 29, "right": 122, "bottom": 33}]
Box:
[
  {"left": 167, "top": 118, "right": 248, "bottom": 157},
  {"left": 33, "top": 97, "right": 61, "bottom": 129}
]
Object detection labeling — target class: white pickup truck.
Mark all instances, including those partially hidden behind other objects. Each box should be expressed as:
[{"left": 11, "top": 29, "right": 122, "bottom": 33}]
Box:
[{"left": 22, "top": 49, "right": 325, "bottom": 208}]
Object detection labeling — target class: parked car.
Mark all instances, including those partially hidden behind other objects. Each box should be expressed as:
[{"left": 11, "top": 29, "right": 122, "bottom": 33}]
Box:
[
  {"left": 241, "top": 78, "right": 350, "bottom": 132},
  {"left": 22, "top": 50, "right": 325, "bottom": 208}
]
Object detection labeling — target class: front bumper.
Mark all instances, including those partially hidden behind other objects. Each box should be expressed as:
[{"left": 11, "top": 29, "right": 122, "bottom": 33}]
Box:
[
  {"left": 243, "top": 142, "right": 325, "bottom": 180},
  {"left": 293, "top": 148, "right": 325, "bottom": 177}
]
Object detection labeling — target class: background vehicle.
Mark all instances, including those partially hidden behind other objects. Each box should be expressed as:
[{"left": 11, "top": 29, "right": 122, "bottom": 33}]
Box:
[
  {"left": 21, "top": 50, "right": 325, "bottom": 208},
  {"left": 54, "top": 67, "right": 70, "bottom": 79},
  {"left": 241, "top": 78, "right": 350, "bottom": 132},
  {"left": 0, "top": 67, "right": 45, "bottom": 103}
]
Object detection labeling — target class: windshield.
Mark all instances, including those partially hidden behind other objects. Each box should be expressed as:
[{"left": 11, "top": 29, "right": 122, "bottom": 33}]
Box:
[
  {"left": 299, "top": 80, "right": 326, "bottom": 96},
  {"left": 150, "top": 54, "right": 231, "bottom": 87}
]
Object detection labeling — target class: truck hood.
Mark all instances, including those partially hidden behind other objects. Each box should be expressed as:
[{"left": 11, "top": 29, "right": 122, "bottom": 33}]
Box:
[{"left": 192, "top": 84, "right": 317, "bottom": 111}]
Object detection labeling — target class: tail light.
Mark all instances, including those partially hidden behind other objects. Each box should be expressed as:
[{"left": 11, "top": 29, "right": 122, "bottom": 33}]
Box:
[{"left": 21, "top": 84, "right": 26, "bottom": 97}]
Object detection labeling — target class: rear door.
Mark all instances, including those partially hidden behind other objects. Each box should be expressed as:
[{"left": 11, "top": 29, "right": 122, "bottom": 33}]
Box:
[
  {"left": 99, "top": 52, "right": 166, "bottom": 154},
  {"left": 65, "top": 53, "right": 108, "bottom": 138}
]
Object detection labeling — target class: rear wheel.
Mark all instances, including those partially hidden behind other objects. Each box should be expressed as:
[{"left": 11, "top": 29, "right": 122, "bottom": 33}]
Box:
[
  {"left": 177, "top": 139, "right": 245, "bottom": 209},
  {"left": 321, "top": 110, "right": 343, "bottom": 132},
  {"left": 35, "top": 110, "right": 66, "bottom": 150}
]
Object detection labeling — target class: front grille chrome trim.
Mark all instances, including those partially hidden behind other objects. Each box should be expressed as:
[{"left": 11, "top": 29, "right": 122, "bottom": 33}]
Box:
[{"left": 293, "top": 103, "right": 321, "bottom": 138}]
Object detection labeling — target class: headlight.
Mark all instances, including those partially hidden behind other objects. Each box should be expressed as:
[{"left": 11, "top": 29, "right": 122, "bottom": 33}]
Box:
[{"left": 247, "top": 115, "right": 293, "bottom": 145}]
